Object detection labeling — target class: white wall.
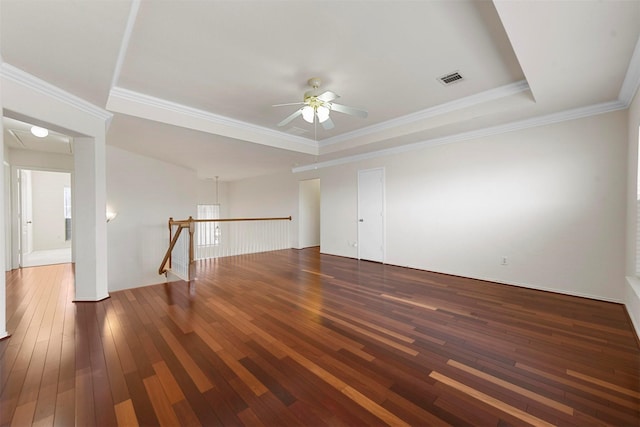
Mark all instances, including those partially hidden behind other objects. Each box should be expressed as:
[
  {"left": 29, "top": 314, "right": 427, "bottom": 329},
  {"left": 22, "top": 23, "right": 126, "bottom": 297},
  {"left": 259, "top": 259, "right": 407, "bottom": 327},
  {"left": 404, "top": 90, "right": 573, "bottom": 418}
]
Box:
[
  {"left": 229, "top": 111, "right": 628, "bottom": 303},
  {"left": 319, "top": 166, "right": 359, "bottom": 257},
  {"left": 4, "top": 162, "right": 10, "bottom": 270},
  {"left": 385, "top": 112, "right": 626, "bottom": 302},
  {"left": 30, "top": 170, "right": 71, "bottom": 251},
  {"left": 196, "top": 178, "right": 229, "bottom": 218},
  {"left": 8, "top": 148, "right": 74, "bottom": 171},
  {"left": 106, "top": 145, "right": 197, "bottom": 291},
  {"left": 0, "top": 55, "right": 6, "bottom": 339},
  {"left": 3, "top": 146, "right": 10, "bottom": 271},
  {"left": 625, "top": 87, "right": 640, "bottom": 338},
  {"left": 228, "top": 171, "right": 305, "bottom": 248}
]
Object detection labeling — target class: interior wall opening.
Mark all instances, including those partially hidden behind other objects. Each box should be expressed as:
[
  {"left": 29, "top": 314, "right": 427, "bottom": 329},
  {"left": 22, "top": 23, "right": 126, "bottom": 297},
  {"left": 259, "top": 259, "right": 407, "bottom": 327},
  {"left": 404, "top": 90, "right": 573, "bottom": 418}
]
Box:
[
  {"left": 2, "top": 116, "right": 75, "bottom": 270},
  {"left": 17, "top": 168, "right": 72, "bottom": 267},
  {"left": 298, "top": 178, "right": 321, "bottom": 249}
]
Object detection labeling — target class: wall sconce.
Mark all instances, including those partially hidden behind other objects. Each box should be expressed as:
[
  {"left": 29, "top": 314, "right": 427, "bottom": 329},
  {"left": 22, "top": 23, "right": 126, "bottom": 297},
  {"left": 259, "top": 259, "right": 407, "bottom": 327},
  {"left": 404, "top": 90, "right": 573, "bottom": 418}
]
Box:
[{"left": 106, "top": 210, "right": 118, "bottom": 223}]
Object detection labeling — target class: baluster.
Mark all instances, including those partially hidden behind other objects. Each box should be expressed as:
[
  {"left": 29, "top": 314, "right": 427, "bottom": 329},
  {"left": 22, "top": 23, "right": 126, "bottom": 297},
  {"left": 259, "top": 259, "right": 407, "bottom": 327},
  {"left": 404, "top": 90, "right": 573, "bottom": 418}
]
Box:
[{"left": 161, "top": 216, "right": 293, "bottom": 276}]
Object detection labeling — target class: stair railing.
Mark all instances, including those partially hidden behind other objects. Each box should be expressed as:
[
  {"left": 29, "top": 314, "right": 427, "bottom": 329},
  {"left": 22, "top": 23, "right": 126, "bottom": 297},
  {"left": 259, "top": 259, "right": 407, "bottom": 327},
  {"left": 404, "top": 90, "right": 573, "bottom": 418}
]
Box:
[
  {"left": 159, "top": 216, "right": 291, "bottom": 281},
  {"left": 158, "top": 217, "right": 194, "bottom": 280}
]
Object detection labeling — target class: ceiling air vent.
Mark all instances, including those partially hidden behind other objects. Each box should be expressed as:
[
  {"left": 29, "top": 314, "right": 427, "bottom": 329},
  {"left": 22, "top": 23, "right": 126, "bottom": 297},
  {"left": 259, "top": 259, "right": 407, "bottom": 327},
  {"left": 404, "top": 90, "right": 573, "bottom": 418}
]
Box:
[{"left": 438, "top": 71, "right": 463, "bottom": 86}]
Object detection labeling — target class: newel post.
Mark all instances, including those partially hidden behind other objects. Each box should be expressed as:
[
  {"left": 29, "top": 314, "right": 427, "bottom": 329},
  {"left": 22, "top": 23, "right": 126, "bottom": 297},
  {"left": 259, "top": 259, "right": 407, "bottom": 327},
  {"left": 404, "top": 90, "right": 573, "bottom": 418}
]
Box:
[
  {"left": 168, "top": 217, "right": 173, "bottom": 271},
  {"left": 188, "top": 216, "right": 195, "bottom": 281}
]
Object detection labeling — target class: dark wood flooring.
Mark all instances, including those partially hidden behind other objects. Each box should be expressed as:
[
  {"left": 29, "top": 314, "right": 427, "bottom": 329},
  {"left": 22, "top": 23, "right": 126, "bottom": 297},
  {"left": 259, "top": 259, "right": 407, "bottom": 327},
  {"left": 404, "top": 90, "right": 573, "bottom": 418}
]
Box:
[{"left": 1, "top": 248, "right": 639, "bottom": 426}]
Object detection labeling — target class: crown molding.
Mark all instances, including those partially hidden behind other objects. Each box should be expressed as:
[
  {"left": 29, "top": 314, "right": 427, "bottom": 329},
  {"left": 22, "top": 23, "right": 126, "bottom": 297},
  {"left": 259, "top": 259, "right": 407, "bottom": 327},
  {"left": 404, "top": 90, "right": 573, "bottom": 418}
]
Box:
[
  {"left": 293, "top": 100, "right": 625, "bottom": 173},
  {"left": 108, "top": 86, "right": 318, "bottom": 150},
  {"left": 318, "top": 80, "right": 531, "bottom": 148},
  {"left": 110, "top": 0, "right": 141, "bottom": 89},
  {"left": 619, "top": 35, "right": 640, "bottom": 107},
  {"left": 0, "top": 63, "right": 113, "bottom": 124}
]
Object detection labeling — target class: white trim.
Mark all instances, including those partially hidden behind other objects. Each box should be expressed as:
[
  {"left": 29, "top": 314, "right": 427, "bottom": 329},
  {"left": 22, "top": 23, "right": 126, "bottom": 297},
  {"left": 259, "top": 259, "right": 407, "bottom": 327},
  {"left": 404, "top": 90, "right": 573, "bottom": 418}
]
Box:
[
  {"left": 444, "top": 270, "right": 624, "bottom": 303},
  {"left": 107, "top": 86, "right": 318, "bottom": 150},
  {"left": 625, "top": 276, "right": 640, "bottom": 340},
  {"left": 319, "top": 80, "right": 531, "bottom": 147},
  {"left": 329, "top": 254, "right": 625, "bottom": 303},
  {"left": 293, "top": 100, "right": 626, "bottom": 173},
  {"left": 73, "top": 294, "right": 110, "bottom": 303},
  {"left": 619, "top": 35, "right": 640, "bottom": 107},
  {"left": 110, "top": 0, "right": 141, "bottom": 89},
  {"left": 0, "top": 63, "right": 113, "bottom": 124}
]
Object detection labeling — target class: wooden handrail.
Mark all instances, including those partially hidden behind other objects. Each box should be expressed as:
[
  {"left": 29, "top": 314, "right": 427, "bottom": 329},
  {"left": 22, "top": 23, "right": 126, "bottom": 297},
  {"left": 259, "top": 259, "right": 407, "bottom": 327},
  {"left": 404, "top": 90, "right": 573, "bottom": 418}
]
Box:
[
  {"left": 158, "top": 224, "right": 187, "bottom": 275},
  {"left": 169, "top": 216, "right": 291, "bottom": 225}
]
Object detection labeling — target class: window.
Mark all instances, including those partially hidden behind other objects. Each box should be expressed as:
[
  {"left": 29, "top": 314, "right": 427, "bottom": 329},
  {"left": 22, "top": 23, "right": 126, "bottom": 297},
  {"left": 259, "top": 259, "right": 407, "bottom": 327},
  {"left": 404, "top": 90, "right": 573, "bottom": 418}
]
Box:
[{"left": 197, "top": 204, "right": 220, "bottom": 246}]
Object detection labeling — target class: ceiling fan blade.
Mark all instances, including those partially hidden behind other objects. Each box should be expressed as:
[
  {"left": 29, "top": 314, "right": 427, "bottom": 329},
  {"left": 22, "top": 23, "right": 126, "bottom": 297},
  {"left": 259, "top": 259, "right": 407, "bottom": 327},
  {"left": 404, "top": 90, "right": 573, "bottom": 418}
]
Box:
[
  {"left": 329, "top": 103, "right": 368, "bottom": 118},
  {"left": 317, "top": 91, "right": 339, "bottom": 102},
  {"left": 277, "top": 109, "right": 303, "bottom": 127},
  {"left": 321, "top": 116, "right": 335, "bottom": 130},
  {"left": 272, "top": 101, "right": 305, "bottom": 107}
]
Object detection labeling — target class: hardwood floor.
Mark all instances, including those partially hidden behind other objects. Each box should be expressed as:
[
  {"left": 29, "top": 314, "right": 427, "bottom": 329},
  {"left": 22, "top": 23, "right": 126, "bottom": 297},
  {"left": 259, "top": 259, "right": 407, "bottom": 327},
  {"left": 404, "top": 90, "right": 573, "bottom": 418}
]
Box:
[{"left": 1, "top": 248, "right": 639, "bottom": 426}]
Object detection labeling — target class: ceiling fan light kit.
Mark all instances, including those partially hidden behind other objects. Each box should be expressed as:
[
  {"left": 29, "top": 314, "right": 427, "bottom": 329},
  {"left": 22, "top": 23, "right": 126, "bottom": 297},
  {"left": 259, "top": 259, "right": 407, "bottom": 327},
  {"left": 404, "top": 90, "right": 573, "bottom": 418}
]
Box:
[
  {"left": 274, "top": 77, "right": 368, "bottom": 130},
  {"left": 302, "top": 105, "right": 315, "bottom": 123},
  {"left": 316, "top": 105, "right": 330, "bottom": 123}
]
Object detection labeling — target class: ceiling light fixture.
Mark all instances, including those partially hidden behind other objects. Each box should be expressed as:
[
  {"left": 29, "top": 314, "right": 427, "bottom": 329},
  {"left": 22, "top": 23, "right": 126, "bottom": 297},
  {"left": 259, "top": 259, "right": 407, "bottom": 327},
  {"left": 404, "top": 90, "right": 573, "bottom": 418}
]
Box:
[
  {"left": 30, "top": 126, "right": 48, "bottom": 138},
  {"left": 275, "top": 78, "right": 367, "bottom": 131},
  {"left": 301, "top": 104, "right": 331, "bottom": 124},
  {"left": 302, "top": 106, "right": 315, "bottom": 123},
  {"left": 316, "top": 105, "right": 330, "bottom": 123}
]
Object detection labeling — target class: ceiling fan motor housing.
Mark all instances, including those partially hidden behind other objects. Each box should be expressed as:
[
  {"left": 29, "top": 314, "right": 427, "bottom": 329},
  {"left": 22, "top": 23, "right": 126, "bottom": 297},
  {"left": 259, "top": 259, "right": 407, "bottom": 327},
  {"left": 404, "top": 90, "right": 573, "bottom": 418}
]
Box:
[
  {"left": 305, "top": 77, "right": 323, "bottom": 99},
  {"left": 308, "top": 77, "right": 322, "bottom": 89}
]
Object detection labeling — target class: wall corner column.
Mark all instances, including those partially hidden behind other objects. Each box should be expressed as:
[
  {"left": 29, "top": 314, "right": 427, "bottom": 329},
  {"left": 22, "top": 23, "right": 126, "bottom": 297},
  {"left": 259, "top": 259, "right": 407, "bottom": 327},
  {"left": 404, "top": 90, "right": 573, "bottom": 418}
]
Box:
[
  {"left": 0, "top": 53, "right": 8, "bottom": 339},
  {"left": 73, "top": 134, "right": 108, "bottom": 301}
]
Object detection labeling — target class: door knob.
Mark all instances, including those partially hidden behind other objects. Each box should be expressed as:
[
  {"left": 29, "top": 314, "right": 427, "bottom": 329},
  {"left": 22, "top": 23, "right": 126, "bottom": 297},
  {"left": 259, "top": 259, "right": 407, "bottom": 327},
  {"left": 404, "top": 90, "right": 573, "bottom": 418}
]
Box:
[{"left": 359, "top": 219, "right": 364, "bottom": 222}]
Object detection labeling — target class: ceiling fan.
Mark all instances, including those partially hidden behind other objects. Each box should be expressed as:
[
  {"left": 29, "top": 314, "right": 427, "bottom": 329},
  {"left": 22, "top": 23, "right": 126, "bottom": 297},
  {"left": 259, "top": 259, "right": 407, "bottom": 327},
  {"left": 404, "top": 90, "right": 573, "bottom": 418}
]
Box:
[{"left": 273, "top": 78, "right": 368, "bottom": 130}]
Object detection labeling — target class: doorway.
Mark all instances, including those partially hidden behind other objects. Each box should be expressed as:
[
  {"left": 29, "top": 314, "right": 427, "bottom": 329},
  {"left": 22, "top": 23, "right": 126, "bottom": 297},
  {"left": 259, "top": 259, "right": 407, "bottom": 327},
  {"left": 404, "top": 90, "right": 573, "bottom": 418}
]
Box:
[
  {"left": 18, "top": 169, "right": 72, "bottom": 267},
  {"left": 298, "top": 178, "right": 321, "bottom": 249},
  {"left": 358, "top": 168, "right": 384, "bottom": 262}
]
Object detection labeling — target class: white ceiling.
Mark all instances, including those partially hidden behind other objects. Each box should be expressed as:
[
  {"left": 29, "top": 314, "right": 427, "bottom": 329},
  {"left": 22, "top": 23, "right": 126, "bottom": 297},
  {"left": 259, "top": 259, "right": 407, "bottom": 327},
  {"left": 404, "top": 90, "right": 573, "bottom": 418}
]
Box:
[
  {"left": 2, "top": 116, "right": 72, "bottom": 155},
  {"left": 1, "top": 0, "right": 639, "bottom": 181}
]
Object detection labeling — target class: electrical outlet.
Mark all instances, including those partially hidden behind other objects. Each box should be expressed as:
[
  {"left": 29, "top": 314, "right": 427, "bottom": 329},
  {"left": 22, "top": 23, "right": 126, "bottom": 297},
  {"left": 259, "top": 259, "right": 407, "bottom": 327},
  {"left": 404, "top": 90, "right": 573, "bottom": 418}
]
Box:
[{"left": 501, "top": 256, "right": 508, "bottom": 265}]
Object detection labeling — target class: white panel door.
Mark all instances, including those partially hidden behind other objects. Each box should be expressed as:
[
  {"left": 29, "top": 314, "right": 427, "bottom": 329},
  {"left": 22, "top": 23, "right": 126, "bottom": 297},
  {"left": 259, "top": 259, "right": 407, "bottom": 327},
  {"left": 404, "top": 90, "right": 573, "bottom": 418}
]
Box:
[
  {"left": 19, "top": 170, "right": 33, "bottom": 265},
  {"left": 358, "top": 168, "right": 384, "bottom": 262}
]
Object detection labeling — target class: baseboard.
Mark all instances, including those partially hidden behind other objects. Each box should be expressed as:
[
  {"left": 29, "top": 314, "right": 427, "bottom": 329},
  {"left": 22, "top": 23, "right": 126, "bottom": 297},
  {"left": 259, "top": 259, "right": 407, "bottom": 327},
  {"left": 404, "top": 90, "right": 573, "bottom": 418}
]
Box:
[
  {"left": 625, "top": 277, "right": 640, "bottom": 346},
  {"left": 73, "top": 293, "right": 110, "bottom": 303},
  {"left": 473, "top": 275, "right": 623, "bottom": 304},
  {"left": 309, "top": 249, "right": 640, "bottom": 342}
]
